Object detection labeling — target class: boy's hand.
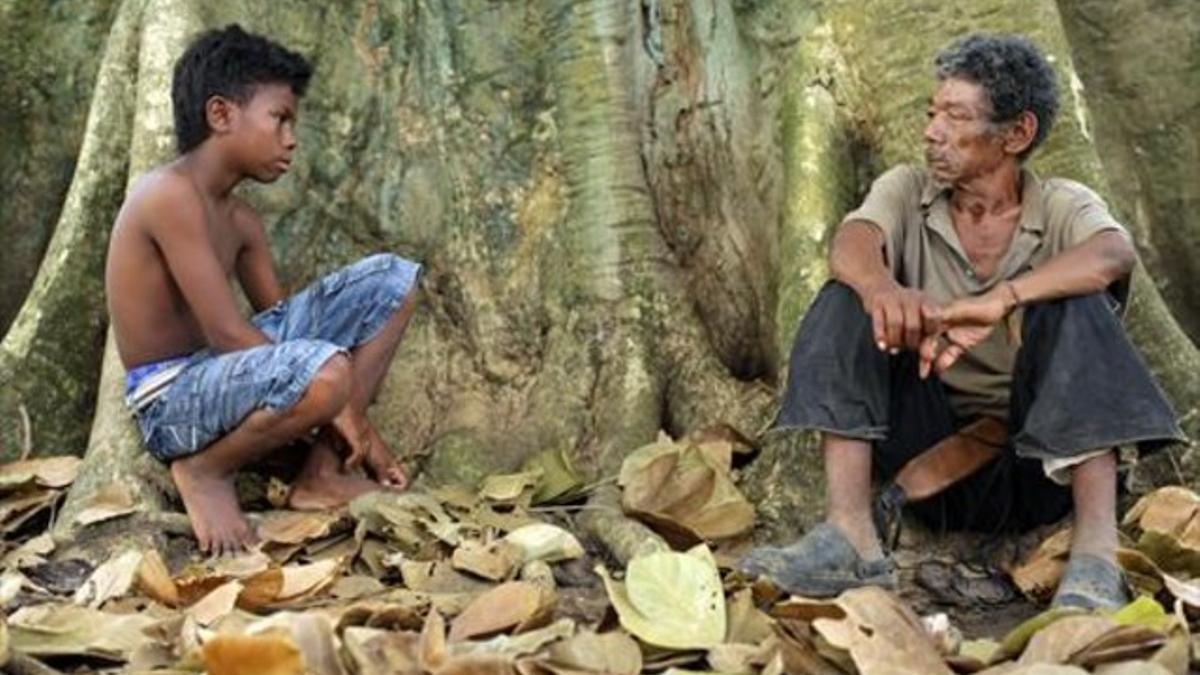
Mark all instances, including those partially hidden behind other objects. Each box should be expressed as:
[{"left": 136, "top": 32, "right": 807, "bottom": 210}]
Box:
[{"left": 329, "top": 406, "right": 372, "bottom": 471}]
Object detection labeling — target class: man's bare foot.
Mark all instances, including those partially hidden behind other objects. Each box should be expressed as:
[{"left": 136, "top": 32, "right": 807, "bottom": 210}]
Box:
[
  {"left": 288, "top": 469, "right": 384, "bottom": 510},
  {"left": 170, "top": 456, "right": 258, "bottom": 556},
  {"left": 363, "top": 424, "right": 407, "bottom": 489}
]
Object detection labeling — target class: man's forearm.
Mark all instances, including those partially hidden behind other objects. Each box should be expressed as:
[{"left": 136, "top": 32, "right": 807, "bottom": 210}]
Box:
[
  {"left": 1005, "top": 231, "right": 1135, "bottom": 307},
  {"left": 829, "top": 220, "right": 897, "bottom": 302}
]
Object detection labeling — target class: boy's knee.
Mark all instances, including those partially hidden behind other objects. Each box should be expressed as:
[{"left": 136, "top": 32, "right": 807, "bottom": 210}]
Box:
[{"left": 302, "top": 353, "right": 352, "bottom": 420}]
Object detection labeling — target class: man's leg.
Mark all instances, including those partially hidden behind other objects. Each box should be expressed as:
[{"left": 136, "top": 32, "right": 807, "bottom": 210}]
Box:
[
  {"left": 171, "top": 354, "right": 363, "bottom": 555},
  {"left": 824, "top": 434, "right": 885, "bottom": 560},
  {"left": 1068, "top": 450, "right": 1118, "bottom": 563}
]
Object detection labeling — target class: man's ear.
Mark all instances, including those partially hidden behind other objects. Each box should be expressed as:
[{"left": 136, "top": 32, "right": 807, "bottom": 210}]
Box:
[
  {"left": 1004, "top": 110, "right": 1038, "bottom": 157},
  {"left": 204, "top": 95, "right": 238, "bottom": 135}
]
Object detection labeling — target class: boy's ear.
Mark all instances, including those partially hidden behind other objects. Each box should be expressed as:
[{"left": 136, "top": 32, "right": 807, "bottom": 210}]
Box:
[{"left": 204, "top": 95, "right": 239, "bottom": 135}]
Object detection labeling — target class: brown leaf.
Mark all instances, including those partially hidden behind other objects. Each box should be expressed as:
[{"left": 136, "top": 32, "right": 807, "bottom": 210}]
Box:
[
  {"left": 449, "top": 581, "right": 555, "bottom": 642},
  {"left": 421, "top": 609, "right": 449, "bottom": 671},
  {"left": 1010, "top": 528, "right": 1072, "bottom": 601},
  {"left": 135, "top": 549, "right": 180, "bottom": 607},
  {"left": 73, "top": 483, "right": 136, "bottom": 526},
  {"left": 343, "top": 627, "right": 423, "bottom": 675},
  {"left": 0, "top": 456, "right": 81, "bottom": 490},
  {"left": 619, "top": 438, "right": 755, "bottom": 544},
  {"left": 187, "top": 580, "right": 243, "bottom": 626},
  {"left": 8, "top": 603, "right": 157, "bottom": 660},
  {"left": 726, "top": 588, "right": 775, "bottom": 644},
  {"left": 402, "top": 559, "right": 495, "bottom": 594},
  {"left": 330, "top": 574, "right": 386, "bottom": 601},
  {"left": 453, "top": 539, "right": 524, "bottom": 581},
  {"left": 540, "top": 630, "right": 642, "bottom": 674},
  {"left": 812, "top": 587, "right": 953, "bottom": 675},
  {"left": 257, "top": 510, "right": 341, "bottom": 544},
  {"left": 73, "top": 549, "right": 142, "bottom": 608},
  {"left": 202, "top": 633, "right": 304, "bottom": 675}
]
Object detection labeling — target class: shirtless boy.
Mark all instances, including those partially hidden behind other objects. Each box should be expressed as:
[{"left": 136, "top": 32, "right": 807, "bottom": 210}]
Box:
[{"left": 106, "top": 25, "right": 418, "bottom": 554}]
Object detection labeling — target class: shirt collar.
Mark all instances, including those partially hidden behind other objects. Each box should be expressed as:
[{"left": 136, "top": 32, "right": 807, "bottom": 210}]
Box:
[{"left": 921, "top": 167, "right": 1045, "bottom": 233}]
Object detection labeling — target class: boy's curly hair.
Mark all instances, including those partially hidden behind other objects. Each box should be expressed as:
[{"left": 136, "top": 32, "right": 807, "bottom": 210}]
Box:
[{"left": 171, "top": 24, "right": 312, "bottom": 154}]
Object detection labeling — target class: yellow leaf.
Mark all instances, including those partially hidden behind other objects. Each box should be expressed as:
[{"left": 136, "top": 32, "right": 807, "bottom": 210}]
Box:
[
  {"left": 73, "top": 483, "right": 136, "bottom": 526},
  {"left": 598, "top": 545, "right": 725, "bottom": 650},
  {"left": 135, "top": 549, "right": 180, "bottom": 607},
  {"left": 202, "top": 634, "right": 303, "bottom": 675}
]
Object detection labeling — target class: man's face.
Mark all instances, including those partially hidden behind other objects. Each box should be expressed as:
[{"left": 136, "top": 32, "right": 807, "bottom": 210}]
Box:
[
  {"left": 229, "top": 83, "right": 298, "bottom": 183},
  {"left": 923, "top": 77, "right": 1007, "bottom": 184}
]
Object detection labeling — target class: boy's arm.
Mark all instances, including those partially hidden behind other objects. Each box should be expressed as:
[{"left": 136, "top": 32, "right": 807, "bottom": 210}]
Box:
[
  {"left": 148, "top": 183, "right": 271, "bottom": 352},
  {"left": 233, "top": 202, "right": 285, "bottom": 312}
]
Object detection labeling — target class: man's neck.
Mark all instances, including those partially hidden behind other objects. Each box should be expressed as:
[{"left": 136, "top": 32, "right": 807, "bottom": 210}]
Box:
[
  {"left": 177, "top": 143, "right": 243, "bottom": 199},
  {"left": 949, "top": 161, "right": 1023, "bottom": 221}
]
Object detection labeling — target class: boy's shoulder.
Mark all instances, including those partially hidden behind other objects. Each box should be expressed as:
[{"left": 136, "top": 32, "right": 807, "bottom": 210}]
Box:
[{"left": 124, "top": 165, "right": 201, "bottom": 227}]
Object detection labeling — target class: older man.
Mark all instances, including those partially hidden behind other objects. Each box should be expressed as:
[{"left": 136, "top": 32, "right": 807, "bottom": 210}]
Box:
[{"left": 740, "top": 34, "right": 1183, "bottom": 609}]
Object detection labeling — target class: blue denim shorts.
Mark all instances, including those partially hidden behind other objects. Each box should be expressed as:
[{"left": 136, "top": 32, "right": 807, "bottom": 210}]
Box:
[{"left": 127, "top": 253, "right": 421, "bottom": 462}]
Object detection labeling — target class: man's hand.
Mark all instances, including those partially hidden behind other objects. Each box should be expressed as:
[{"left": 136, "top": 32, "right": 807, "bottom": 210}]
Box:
[
  {"left": 918, "top": 283, "right": 1018, "bottom": 378},
  {"left": 863, "top": 281, "right": 942, "bottom": 353},
  {"left": 328, "top": 405, "right": 372, "bottom": 471}
]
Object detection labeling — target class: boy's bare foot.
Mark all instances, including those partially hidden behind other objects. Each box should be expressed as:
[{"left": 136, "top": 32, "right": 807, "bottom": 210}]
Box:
[
  {"left": 287, "top": 469, "right": 383, "bottom": 510},
  {"left": 363, "top": 424, "right": 407, "bottom": 489},
  {"left": 170, "top": 456, "right": 258, "bottom": 556}
]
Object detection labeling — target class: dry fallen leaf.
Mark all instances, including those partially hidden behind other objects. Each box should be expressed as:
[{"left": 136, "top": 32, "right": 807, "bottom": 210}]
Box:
[
  {"left": 136, "top": 549, "right": 180, "bottom": 607},
  {"left": 202, "top": 633, "right": 304, "bottom": 675},
  {"left": 342, "top": 627, "right": 422, "bottom": 675},
  {"left": 188, "top": 580, "right": 244, "bottom": 626},
  {"left": 619, "top": 437, "right": 754, "bottom": 545},
  {"left": 73, "top": 483, "right": 137, "bottom": 526},
  {"left": 0, "top": 456, "right": 81, "bottom": 491},
  {"left": 8, "top": 603, "right": 157, "bottom": 661},
  {"left": 812, "top": 587, "right": 953, "bottom": 675},
  {"left": 540, "top": 629, "right": 642, "bottom": 674},
  {"left": 1009, "top": 528, "right": 1072, "bottom": 601},
  {"left": 599, "top": 545, "right": 726, "bottom": 650},
  {"left": 503, "top": 523, "right": 584, "bottom": 564},
  {"left": 452, "top": 539, "right": 523, "bottom": 581},
  {"left": 479, "top": 470, "right": 542, "bottom": 503},
  {"left": 257, "top": 510, "right": 341, "bottom": 544},
  {"left": 448, "top": 581, "right": 555, "bottom": 641},
  {"left": 73, "top": 549, "right": 142, "bottom": 608},
  {"left": 1018, "top": 615, "right": 1117, "bottom": 665}
]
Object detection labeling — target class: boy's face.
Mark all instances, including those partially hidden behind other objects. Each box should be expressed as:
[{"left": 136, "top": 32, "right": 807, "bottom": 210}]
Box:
[{"left": 227, "top": 83, "right": 298, "bottom": 183}]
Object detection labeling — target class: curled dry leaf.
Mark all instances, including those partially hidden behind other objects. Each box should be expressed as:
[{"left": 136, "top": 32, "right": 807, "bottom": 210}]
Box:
[
  {"left": 342, "top": 627, "right": 422, "bottom": 675},
  {"left": 618, "top": 437, "right": 754, "bottom": 545},
  {"left": 0, "top": 456, "right": 81, "bottom": 491},
  {"left": 135, "top": 549, "right": 180, "bottom": 607},
  {"left": 479, "top": 470, "right": 542, "bottom": 503},
  {"left": 73, "top": 549, "right": 142, "bottom": 608},
  {"left": 452, "top": 539, "right": 524, "bottom": 581},
  {"left": 812, "top": 587, "right": 953, "bottom": 675},
  {"left": 1009, "top": 528, "right": 1072, "bottom": 601},
  {"left": 257, "top": 510, "right": 341, "bottom": 545},
  {"left": 73, "top": 482, "right": 136, "bottom": 526},
  {"left": 188, "top": 580, "right": 244, "bottom": 626},
  {"left": 503, "top": 523, "right": 584, "bottom": 564},
  {"left": 448, "top": 581, "right": 555, "bottom": 642},
  {"left": 1017, "top": 615, "right": 1117, "bottom": 665}
]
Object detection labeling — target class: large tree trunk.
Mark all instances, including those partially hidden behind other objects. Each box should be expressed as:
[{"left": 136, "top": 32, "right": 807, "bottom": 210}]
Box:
[{"left": 0, "top": 0, "right": 1190, "bottom": 552}]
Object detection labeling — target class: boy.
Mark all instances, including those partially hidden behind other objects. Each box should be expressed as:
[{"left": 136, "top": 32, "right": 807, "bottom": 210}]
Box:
[{"left": 105, "top": 25, "right": 418, "bottom": 555}]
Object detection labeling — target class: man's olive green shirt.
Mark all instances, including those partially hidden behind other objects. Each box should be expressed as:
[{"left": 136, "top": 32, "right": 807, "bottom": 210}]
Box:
[{"left": 842, "top": 164, "right": 1129, "bottom": 421}]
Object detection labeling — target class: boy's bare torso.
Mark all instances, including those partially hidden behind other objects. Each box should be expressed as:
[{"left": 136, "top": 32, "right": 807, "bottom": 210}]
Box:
[{"left": 107, "top": 162, "right": 263, "bottom": 369}]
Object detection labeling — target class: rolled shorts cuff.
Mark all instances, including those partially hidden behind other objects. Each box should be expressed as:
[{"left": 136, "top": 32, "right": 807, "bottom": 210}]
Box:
[{"left": 263, "top": 342, "right": 347, "bottom": 413}]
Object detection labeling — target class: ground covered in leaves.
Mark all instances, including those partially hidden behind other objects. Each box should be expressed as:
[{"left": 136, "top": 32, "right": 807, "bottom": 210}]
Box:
[{"left": 1, "top": 432, "right": 1199, "bottom": 674}]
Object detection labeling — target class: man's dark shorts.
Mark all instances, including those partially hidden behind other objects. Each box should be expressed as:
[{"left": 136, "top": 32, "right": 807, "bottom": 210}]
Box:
[
  {"left": 776, "top": 282, "right": 1185, "bottom": 532},
  {"left": 125, "top": 253, "right": 421, "bottom": 462}
]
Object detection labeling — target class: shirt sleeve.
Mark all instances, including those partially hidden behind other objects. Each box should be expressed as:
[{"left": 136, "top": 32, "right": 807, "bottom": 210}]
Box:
[
  {"left": 1047, "top": 181, "right": 1131, "bottom": 253},
  {"left": 841, "top": 165, "right": 920, "bottom": 271}
]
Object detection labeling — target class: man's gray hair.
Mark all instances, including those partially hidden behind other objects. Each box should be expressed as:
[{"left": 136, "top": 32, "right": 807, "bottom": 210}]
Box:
[{"left": 934, "top": 33, "right": 1059, "bottom": 160}]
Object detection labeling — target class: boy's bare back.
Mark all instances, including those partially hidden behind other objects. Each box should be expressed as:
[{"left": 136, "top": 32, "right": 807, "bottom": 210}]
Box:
[{"left": 106, "top": 161, "right": 278, "bottom": 370}]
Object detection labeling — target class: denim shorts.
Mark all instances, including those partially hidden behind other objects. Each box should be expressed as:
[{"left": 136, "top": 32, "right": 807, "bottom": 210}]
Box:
[{"left": 128, "top": 253, "right": 421, "bottom": 462}]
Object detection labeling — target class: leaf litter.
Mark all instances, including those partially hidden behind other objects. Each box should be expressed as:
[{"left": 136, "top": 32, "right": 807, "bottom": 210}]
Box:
[{"left": 1, "top": 441, "right": 1200, "bottom": 672}]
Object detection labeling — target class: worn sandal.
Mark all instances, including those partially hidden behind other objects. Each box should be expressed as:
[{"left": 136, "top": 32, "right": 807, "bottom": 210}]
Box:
[
  {"left": 737, "top": 522, "right": 897, "bottom": 598},
  {"left": 1051, "top": 554, "right": 1130, "bottom": 611}
]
